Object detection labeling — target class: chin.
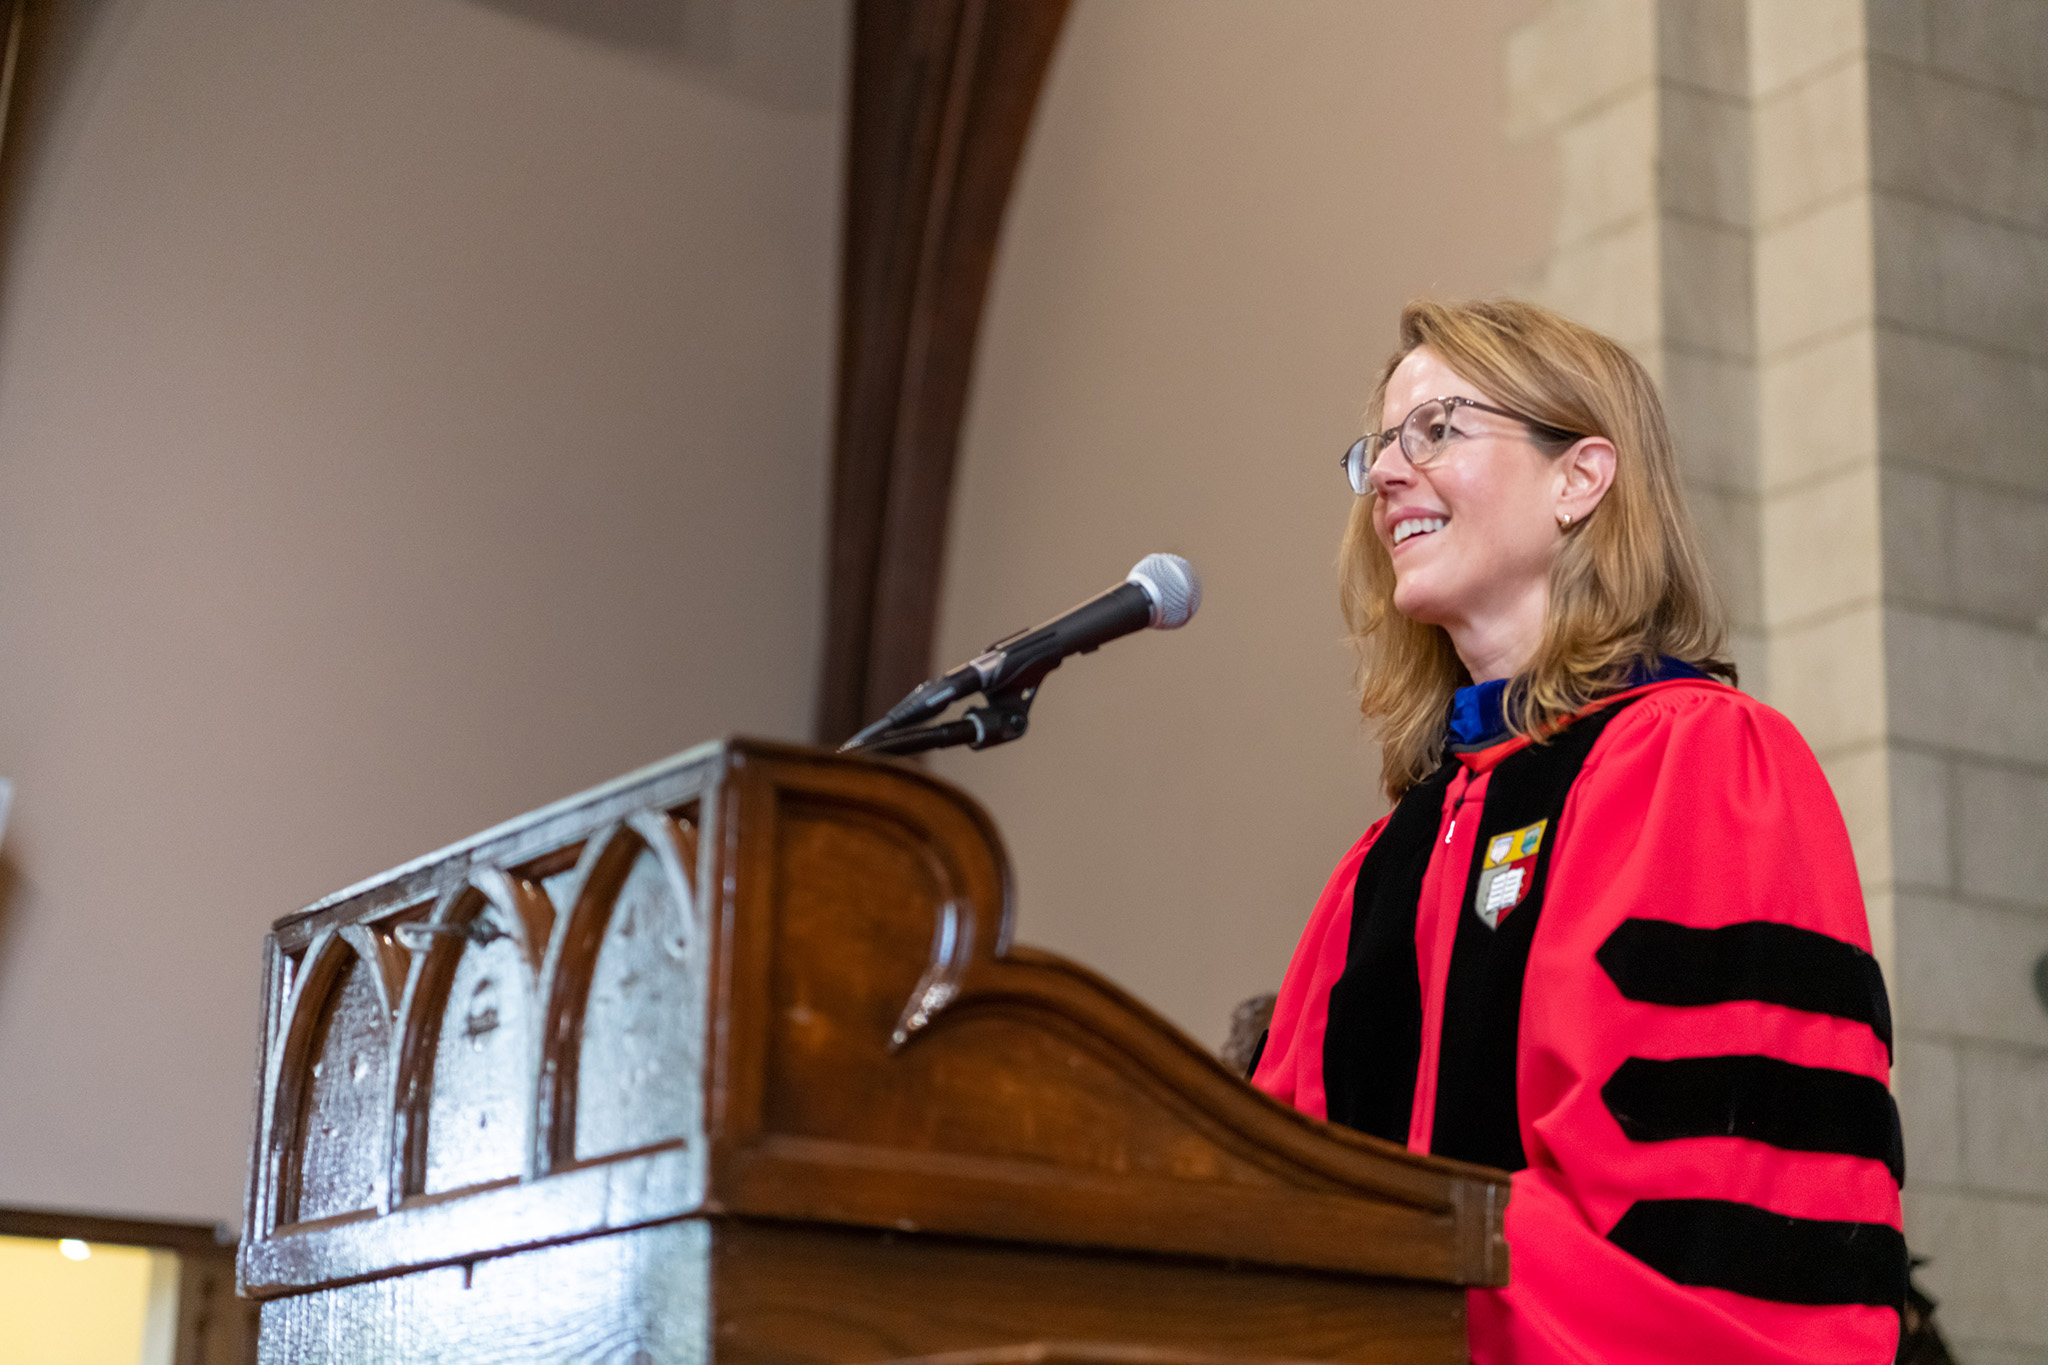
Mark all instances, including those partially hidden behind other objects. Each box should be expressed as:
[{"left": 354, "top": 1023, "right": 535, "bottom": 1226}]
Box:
[{"left": 1389, "top": 576, "right": 1451, "bottom": 627}]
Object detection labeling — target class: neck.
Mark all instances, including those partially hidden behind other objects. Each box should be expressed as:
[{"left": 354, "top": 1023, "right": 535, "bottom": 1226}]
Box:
[{"left": 1444, "top": 582, "right": 1548, "bottom": 684}]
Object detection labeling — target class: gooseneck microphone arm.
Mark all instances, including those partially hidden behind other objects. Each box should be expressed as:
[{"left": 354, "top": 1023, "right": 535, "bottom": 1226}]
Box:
[{"left": 841, "top": 553, "right": 1202, "bottom": 757}]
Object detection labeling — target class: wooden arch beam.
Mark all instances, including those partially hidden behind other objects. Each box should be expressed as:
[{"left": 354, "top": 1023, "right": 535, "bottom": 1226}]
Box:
[{"left": 815, "top": 0, "right": 1071, "bottom": 744}]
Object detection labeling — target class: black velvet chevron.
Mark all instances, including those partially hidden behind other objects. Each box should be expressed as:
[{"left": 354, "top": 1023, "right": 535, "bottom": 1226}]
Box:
[
  {"left": 1322, "top": 761, "right": 1455, "bottom": 1143},
  {"left": 1596, "top": 918, "right": 1893, "bottom": 1057},
  {"left": 1602, "top": 1054, "right": 1905, "bottom": 1184},
  {"left": 1427, "top": 696, "right": 1644, "bottom": 1170},
  {"left": 1608, "top": 1198, "right": 1908, "bottom": 1307}
]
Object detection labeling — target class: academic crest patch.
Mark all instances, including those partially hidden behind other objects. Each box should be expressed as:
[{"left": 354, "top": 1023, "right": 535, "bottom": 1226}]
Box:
[{"left": 1473, "top": 819, "right": 1547, "bottom": 929}]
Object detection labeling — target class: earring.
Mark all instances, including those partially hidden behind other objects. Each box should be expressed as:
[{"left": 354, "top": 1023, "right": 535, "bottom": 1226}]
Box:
[{"left": 1558, "top": 512, "right": 1572, "bottom": 528}]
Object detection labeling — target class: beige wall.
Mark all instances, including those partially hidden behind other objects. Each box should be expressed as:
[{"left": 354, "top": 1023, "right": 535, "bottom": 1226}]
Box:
[
  {"left": 930, "top": 0, "right": 1554, "bottom": 1047},
  {"left": 0, "top": 0, "right": 845, "bottom": 1227}
]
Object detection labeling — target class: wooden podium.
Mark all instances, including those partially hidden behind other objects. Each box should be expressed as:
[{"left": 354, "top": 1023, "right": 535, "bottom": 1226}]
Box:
[{"left": 239, "top": 740, "right": 1508, "bottom": 1363}]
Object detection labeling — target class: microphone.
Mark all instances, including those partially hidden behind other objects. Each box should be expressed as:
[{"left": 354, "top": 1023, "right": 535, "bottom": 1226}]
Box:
[{"left": 843, "top": 552, "right": 1201, "bottom": 752}]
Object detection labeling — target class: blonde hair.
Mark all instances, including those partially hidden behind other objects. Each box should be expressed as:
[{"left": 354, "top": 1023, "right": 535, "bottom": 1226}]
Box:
[{"left": 1342, "top": 298, "right": 1735, "bottom": 800}]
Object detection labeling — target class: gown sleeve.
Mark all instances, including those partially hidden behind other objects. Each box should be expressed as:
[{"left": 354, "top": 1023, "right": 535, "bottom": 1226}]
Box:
[
  {"left": 1468, "top": 685, "right": 1904, "bottom": 1365},
  {"left": 1249, "top": 817, "right": 1387, "bottom": 1119}
]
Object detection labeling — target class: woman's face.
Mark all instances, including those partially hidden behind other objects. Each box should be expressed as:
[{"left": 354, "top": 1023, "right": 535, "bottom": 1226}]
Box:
[{"left": 1369, "top": 347, "right": 1579, "bottom": 678}]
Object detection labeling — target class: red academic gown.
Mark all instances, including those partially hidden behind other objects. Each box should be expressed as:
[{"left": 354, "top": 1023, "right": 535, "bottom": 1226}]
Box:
[{"left": 1253, "top": 678, "right": 1904, "bottom": 1364}]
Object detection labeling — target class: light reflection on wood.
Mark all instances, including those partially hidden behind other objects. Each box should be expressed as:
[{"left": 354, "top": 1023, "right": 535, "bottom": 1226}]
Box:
[
  {"left": 575, "top": 844, "right": 698, "bottom": 1163},
  {"left": 293, "top": 954, "right": 389, "bottom": 1223}
]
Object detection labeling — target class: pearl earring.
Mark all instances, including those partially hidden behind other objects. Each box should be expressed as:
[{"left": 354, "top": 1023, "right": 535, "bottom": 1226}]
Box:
[{"left": 1558, "top": 512, "right": 1572, "bottom": 528}]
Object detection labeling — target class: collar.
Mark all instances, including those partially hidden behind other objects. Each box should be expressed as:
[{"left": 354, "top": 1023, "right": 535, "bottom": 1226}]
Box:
[{"left": 1445, "top": 655, "right": 1712, "bottom": 753}]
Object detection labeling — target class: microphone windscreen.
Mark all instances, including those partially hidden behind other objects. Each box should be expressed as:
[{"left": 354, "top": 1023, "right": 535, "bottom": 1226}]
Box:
[{"left": 1127, "top": 553, "right": 1201, "bottom": 629}]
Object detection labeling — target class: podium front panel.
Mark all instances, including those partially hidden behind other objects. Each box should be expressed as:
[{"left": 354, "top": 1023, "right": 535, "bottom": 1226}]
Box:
[{"left": 241, "top": 740, "right": 1508, "bottom": 1363}]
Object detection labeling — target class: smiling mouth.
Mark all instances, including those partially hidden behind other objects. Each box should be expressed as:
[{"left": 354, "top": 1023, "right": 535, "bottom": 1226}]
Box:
[{"left": 1392, "top": 516, "right": 1448, "bottom": 546}]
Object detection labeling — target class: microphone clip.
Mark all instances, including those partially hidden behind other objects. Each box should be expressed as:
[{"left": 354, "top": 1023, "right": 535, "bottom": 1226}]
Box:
[{"left": 840, "top": 682, "right": 1040, "bottom": 758}]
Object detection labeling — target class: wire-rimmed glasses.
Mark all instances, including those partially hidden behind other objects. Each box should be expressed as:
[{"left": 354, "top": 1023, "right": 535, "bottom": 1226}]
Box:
[{"left": 1339, "top": 396, "right": 1582, "bottom": 496}]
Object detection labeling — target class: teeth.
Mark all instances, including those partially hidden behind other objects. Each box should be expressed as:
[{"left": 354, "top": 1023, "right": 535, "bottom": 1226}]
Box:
[{"left": 1393, "top": 516, "right": 1448, "bottom": 545}]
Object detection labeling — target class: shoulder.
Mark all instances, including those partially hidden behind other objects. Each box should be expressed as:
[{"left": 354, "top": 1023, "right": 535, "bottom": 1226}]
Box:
[
  {"left": 1559, "top": 677, "right": 1866, "bottom": 941},
  {"left": 1602, "top": 676, "right": 1797, "bottom": 735},
  {"left": 1567, "top": 678, "right": 1852, "bottom": 878},
  {"left": 1586, "top": 678, "right": 1823, "bottom": 785}
]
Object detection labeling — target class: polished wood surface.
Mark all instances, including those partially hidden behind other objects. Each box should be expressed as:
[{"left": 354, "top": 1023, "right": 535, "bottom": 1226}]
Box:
[
  {"left": 817, "top": 0, "right": 1072, "bottom": 743},
  {"left": 243, "top": 741, "right": 1507, "bottom": 1361}
]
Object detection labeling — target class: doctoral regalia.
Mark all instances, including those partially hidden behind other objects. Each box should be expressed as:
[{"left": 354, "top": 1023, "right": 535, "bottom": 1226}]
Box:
[{"left": 1253, "top": 675, "right": 1905, "bottom": 1364}]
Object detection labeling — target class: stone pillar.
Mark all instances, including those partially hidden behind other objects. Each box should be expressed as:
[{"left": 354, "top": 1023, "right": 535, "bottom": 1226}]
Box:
[
  {"left": 1506, "top": 1, "right": 2048, "bottom": 1356},
  {"left": 1508, "top": 0, "right": 1768, "bottom": 689},
  {"left": 1748, "top": 1, "right": 1892, "bottom": 977},
  {"left": 1865, "top": 3, "right": 2048, "bottom": 1357}
]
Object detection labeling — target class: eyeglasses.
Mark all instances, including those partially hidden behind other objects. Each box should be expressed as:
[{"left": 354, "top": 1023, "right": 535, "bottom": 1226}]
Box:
[{"left": 1339, "top": 396, "right": 1582, "bottom": 496}]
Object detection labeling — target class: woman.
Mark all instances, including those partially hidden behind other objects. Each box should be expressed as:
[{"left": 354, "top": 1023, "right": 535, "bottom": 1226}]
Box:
[{"left": 1251, "top": 300, "right": 1904, "bottom": 1364}]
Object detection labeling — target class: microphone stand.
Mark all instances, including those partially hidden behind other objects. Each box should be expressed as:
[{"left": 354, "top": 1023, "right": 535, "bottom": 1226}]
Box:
[{"left": 843, "top": 683, "right": 1041, "bottom": 757}]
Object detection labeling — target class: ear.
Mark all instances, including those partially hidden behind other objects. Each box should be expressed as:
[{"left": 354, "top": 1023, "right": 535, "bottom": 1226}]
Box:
[{"left": 1555, "top": 436, "right": 1617, "bottom": 526}]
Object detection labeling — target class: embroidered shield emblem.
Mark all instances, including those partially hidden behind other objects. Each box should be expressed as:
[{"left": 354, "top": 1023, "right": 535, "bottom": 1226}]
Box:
[{"left": 1473, "top": 818, "right": 1547, "bottom": 929}]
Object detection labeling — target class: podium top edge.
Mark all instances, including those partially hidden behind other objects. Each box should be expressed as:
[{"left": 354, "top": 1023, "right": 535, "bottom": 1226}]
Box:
[{"left": 274, "top": 735, "right": 828, "bottom": 934}]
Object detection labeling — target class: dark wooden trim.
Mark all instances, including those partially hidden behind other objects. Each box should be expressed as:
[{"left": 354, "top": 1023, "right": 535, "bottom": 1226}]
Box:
[
  {"left": 0, "top": 1204, "right": 227, "bottom": 1251},
  {"left": 816, "top": 0, "right": 1072, "bottom": 743}
]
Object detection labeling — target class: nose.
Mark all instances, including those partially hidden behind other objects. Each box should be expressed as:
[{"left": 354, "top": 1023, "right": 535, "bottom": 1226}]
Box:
[{"left": 1368, "top": 435, "right": 1414, "bottom": 497}]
